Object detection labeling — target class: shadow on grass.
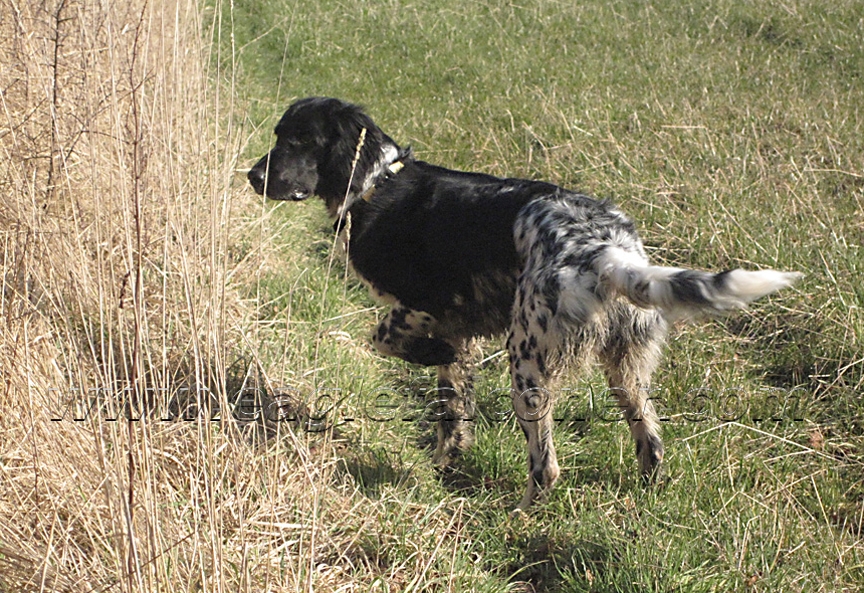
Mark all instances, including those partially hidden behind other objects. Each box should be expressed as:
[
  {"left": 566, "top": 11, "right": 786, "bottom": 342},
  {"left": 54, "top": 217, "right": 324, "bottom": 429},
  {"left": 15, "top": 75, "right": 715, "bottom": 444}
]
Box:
[
  {"left": 722, "top": 312, "right": 820, "bottom": 389},
  {"left": 338, "top": 446, "right": 417, "bottom": 498},
  {"left": 505, "top": 533, "right": 619, "bottom": 593}
]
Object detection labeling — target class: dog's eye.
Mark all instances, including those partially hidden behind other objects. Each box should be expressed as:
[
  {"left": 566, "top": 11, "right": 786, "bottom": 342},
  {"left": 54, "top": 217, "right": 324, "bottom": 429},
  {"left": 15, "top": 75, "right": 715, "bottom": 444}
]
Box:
[{"left": 278, "top": 136, "right": 308, "bottom": 149}]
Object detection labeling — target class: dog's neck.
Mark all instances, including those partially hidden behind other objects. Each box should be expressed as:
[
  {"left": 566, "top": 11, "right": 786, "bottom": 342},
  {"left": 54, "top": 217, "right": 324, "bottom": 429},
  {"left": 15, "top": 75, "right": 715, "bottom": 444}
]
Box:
[
  {"left": 333, "top": 141, "right": 405, "bottom": 221},
  {"left": 361, "top": 142, "right": 402, "bottom": 193}
]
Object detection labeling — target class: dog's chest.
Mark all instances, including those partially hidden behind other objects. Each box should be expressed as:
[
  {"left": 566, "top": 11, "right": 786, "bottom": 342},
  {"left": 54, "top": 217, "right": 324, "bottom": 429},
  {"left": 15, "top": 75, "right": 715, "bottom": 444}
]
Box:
[
  {"left": 351, "top": 262, "right": 400, "bottom": 306},
  {"left": 340, "top": 219, "right": 521, "bottom": 337}
]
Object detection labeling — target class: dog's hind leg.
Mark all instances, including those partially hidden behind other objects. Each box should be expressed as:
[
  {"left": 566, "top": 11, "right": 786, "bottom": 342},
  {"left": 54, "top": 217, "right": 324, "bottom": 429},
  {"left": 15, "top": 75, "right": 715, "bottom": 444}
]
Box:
[
  {"left": 431, "top": 341, "right": 476, "bottom": 467},
  {"left": 508, "top": 281, "right": 563, "bottom": 512},
  {"left": 371, "top": 304, "right": 457, "bottom": 366},
  {"left": 598, "top": 303, "right": 668, "bottom": 482}
]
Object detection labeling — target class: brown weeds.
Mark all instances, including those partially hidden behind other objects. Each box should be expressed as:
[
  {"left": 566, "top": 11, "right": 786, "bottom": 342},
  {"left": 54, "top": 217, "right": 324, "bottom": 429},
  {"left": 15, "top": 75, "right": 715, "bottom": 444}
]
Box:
[{"left": 0, "top": 0, "right": 350, "bottom": 589}]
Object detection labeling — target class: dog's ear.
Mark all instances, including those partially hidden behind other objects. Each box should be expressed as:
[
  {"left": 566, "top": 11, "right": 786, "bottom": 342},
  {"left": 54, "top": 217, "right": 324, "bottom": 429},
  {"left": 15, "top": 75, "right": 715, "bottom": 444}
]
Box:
[
  {"left": 321, "top": 103, "right": 386, "bottom": 172},
  {"left": 330, "top": 102, "right": 384, "bottom": 149}
]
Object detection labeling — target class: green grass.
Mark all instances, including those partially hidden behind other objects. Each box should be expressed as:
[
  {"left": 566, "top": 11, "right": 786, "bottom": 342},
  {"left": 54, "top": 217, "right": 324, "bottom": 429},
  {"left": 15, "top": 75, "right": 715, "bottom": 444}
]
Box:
[{"left": 222, "top": 0, "right": 864, "bottom": 590}]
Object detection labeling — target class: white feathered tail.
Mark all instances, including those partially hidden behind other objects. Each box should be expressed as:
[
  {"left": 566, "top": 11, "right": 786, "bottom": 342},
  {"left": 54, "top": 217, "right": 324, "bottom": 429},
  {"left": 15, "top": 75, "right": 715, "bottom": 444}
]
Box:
[{"left": 596, "top": 246, "right": 801, "bottom": 319}]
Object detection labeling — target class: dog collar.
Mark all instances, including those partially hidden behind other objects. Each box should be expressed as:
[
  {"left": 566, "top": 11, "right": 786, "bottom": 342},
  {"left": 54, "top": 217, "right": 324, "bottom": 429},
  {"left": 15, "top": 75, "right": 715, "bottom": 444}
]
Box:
[
  {"left": 361, "top": 160, "right": 406, "bottom": 202},
  {"left": 334, "top": 159, "right": 408, "bottom": 235}
]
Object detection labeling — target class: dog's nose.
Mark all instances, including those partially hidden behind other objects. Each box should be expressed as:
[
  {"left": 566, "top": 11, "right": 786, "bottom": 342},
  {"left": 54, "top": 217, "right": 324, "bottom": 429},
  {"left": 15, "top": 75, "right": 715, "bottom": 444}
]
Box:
[{"left": 248, "top": 166, "right": 265, "bottom": 195}]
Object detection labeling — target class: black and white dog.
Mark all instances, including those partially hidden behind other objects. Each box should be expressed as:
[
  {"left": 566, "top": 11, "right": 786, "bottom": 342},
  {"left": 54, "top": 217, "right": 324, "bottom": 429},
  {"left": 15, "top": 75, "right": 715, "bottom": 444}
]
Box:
[{"left": 249, "top": 97, "right": 799, "bottom": 511}]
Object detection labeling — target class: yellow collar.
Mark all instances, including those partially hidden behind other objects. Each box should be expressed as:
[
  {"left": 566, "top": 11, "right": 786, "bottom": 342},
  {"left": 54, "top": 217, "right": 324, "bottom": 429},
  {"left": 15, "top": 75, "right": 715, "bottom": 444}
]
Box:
[
  {"left": 361, "top": 160, "right": 406, "bottom": 202},
  {"left": 388, "top": 160, "right": 405, "bottom": 175}
]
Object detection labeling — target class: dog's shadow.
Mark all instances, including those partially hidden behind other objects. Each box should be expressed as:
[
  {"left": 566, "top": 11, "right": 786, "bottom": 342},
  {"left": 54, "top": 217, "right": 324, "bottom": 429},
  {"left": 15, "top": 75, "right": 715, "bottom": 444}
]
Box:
[
  {"left": 503, "top": 533, "right": 620, "bottom": 593},
  {"left": 338, "top": 446, "right": 418, "bottom": 498}
]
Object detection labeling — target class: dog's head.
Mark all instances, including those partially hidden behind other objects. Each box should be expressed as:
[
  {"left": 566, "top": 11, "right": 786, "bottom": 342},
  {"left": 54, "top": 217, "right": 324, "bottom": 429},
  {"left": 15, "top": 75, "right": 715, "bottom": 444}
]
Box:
[{"left": 248, "top": 97, "right": 396, "bottom": 216}]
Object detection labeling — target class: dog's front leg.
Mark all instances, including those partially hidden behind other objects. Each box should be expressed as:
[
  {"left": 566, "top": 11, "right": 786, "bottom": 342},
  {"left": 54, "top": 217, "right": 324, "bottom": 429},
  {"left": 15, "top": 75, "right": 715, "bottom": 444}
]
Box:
[
  {"left": 370, "top": 306, "right": 474, "bottom": 466},
  {"left": 431, "top": 343, "right": 476, "bottom": 468},
  {"left": 370, "top": 305, "right": 456, "bottom": 366}
]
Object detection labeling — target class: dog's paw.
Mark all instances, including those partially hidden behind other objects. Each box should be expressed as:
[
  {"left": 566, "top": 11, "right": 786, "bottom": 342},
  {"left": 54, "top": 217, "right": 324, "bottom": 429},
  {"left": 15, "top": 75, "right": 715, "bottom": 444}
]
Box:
[{"left": 404, "top": 337, "right": 457, "bottom": 366}]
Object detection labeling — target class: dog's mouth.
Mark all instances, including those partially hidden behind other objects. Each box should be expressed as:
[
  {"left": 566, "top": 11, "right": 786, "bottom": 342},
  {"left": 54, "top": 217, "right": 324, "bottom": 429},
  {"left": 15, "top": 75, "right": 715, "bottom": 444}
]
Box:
[{"left": 265, "top": 189, "right": 311, "bottom": 201}]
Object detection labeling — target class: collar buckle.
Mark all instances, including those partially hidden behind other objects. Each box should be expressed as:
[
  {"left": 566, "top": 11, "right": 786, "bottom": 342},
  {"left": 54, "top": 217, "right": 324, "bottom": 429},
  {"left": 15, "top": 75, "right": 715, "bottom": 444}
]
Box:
[{"left": 362, "top": 159, "right": 406, "bottom": 202}]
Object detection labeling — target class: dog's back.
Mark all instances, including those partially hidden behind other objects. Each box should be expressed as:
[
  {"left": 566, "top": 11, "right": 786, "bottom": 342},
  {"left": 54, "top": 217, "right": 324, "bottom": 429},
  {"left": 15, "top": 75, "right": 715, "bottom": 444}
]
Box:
[{"left": 347, "top": 160, "right": 558, "bottom": 338}]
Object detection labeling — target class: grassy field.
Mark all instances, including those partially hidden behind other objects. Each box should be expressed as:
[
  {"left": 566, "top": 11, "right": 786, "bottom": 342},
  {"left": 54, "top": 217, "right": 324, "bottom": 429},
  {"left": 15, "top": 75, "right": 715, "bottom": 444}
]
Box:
[{"left": 2, "top": 0, "right": 863, "bottom": 590}]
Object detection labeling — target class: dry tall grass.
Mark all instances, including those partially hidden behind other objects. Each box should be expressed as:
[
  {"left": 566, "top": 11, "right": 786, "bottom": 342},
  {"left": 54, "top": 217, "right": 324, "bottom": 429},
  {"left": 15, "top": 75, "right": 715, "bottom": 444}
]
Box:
[{"left": 0, "top": 0, "right": 366, "bottom": 590}]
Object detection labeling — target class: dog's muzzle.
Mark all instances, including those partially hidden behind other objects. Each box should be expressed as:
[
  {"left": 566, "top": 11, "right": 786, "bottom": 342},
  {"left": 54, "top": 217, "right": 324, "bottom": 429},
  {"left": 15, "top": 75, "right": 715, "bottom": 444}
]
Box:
[{"left": 247, "top": 167, "right": 311, "bottom": 201}]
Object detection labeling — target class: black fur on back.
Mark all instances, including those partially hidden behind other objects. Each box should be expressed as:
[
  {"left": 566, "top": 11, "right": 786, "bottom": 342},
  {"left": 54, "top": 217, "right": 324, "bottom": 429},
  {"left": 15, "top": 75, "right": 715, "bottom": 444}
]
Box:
[{"left": 347, "top": 166, "right": 560, "bottom": 337}]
